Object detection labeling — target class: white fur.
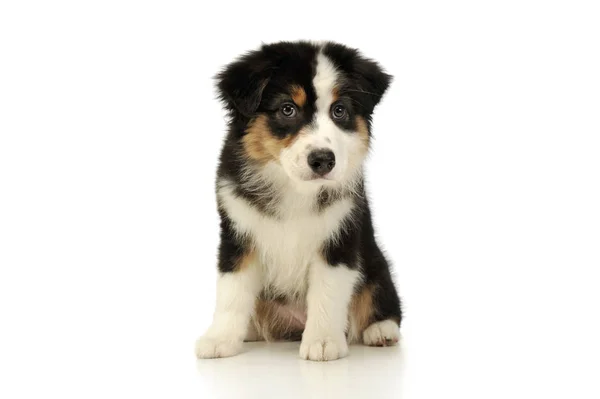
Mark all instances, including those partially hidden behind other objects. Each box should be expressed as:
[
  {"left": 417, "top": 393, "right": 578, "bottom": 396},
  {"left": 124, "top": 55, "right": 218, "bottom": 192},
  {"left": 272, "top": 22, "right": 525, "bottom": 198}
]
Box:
[
  {"left": 280, "top": 52, "right": 367, "bottom": 186},
  {"left": 195, "top": 265, "right": 261, "bottom": 358},
  {"left": 314, "top": 52, "right": 338, "bottom": 113},
  {"left": 362, "top": 319, "right": 400, "bottom": 346},
  {"left": 300, "top": 259, "right": 360, "bottom": 361}
]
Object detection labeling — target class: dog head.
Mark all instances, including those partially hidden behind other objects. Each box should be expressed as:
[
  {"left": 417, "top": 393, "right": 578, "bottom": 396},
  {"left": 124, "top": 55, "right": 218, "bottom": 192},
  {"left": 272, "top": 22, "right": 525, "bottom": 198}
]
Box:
[{"left": 216, "top": 41, "right": 391, "bottom": 189}]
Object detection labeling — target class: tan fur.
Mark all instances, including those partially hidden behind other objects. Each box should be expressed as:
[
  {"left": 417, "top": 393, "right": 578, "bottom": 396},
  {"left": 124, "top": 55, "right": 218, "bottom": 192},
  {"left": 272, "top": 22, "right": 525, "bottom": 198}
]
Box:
[
  {"left": 251, "top": 299, "right": 306, "bottom": 341},
  {"left": 243, "top": 115, "right": 300, "bottom": 164},
  {"left": 348, "top": 285, "right": 375, "bottom": 343},
  {"left": 332, "top": 86, "right": 340, "bottom": 102},
  {"left": 234, "top": 249, "right": 255, "bottom": 272},
  {"left": 291, "top": 85, "right": 307, "bottom": 107},
  {"left": 355, "top": 115, "right": 370, "bottom": 147}
]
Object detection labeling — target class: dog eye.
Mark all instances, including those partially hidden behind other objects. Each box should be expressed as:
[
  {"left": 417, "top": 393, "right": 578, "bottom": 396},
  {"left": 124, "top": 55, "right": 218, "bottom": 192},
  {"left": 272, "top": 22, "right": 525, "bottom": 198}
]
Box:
[
  {"left": 280, "top": 103, "right": 297, "bottom": 118},
  {"left": 331, "top": 104, "right": 347, "bottom": 120}
]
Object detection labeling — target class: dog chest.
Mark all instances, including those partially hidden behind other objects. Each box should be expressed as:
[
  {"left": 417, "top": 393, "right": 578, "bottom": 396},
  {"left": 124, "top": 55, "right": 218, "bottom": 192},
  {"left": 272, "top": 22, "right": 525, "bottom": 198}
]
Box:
[{"left": 218, "top": 183, "right": 354, "bottom": 295}]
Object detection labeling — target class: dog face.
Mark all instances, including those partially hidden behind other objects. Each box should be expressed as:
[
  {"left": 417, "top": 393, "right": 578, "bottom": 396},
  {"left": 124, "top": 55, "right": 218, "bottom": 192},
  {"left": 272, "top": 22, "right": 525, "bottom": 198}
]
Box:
[{"left": 216, "top": 42, "right": 391, "bottom": 188}]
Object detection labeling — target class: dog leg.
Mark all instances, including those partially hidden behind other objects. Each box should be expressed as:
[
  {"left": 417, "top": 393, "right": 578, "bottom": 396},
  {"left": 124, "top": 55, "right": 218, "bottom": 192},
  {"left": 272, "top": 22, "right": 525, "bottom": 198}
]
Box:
[
  {"left": 195, "top": 263, "right": 261, "bottom": 359},
  {"left": 300, "top": 258, "right": 359, "bottom": 361}
]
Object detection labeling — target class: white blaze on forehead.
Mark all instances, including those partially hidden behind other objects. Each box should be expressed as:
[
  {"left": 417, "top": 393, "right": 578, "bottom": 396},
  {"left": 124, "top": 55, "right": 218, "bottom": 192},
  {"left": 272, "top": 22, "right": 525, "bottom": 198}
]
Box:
[
  {"left": 279, "top": 51, "right": 365, "bottom": 186},
  {"left": 308, "top": 52, "right": 340, "bottom": 151},
  {"left": 313, "top": 53, "right": 338, "bottom": 114}
]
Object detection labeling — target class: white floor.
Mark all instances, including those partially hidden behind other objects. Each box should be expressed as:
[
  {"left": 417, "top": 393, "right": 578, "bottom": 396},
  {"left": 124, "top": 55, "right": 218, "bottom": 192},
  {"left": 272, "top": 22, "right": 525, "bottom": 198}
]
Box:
[{"left": 196, "top": 341, "right": 406, "bottom": 398}]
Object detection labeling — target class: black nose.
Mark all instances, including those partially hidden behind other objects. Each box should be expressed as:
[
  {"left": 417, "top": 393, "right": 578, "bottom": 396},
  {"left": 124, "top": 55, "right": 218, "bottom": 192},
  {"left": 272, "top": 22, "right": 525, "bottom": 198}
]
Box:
[{"left": 307, "top": 150, "right": 336, "bottom": 176}]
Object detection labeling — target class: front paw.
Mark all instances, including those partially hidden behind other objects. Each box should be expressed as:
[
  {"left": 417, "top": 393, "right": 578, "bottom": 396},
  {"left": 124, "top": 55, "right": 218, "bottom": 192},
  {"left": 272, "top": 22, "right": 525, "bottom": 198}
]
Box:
[
  {"left": 299, "top": 333, "right": 348, "bottom": 361},
  {"left": 195, "top": 336, "right": 242, "bottom": 359}
]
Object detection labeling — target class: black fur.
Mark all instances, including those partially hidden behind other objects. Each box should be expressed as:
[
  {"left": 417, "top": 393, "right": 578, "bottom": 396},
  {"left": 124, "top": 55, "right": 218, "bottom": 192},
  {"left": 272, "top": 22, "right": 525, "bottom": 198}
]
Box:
[{"left": 323, "top": 42, "right": 392, "bottom": 116}]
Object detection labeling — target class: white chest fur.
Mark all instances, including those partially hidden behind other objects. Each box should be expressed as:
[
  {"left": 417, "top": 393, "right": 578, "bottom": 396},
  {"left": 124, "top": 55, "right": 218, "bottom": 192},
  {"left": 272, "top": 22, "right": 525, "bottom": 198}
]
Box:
[{"left": 217, "top": 180, "right": 354, "bottom": 298}]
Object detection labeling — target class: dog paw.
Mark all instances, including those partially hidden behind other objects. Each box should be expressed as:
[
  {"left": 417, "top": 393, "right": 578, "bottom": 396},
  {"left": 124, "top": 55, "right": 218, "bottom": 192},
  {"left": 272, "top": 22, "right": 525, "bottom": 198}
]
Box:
[
  {"left": 299, "top": 334, "right": 348, "bottom": 361},
  {"left": 195, "top": 336, "right": 242, "bottom": 359},
  {"left": 362, "top": 319, "right": 400, "bottom": 346}
]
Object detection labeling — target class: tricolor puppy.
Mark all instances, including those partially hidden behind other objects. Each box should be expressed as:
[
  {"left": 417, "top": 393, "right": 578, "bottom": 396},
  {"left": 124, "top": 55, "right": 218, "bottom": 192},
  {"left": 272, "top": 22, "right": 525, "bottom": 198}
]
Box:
[{"left": 196, "top": 41, "right": 402, "bottom": 361}]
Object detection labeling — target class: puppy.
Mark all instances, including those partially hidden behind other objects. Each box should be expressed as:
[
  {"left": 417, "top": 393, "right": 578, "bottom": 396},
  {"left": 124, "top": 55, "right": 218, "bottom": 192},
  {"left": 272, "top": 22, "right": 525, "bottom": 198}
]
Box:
[{"left": 196, "top": 41, "right": 402, "bottom": 361}]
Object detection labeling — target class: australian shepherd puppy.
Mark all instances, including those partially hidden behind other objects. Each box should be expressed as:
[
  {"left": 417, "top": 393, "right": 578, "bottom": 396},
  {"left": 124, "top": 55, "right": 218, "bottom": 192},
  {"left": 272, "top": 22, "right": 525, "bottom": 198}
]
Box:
[{"left": 195, "top": 41, "right": 402, "bottom": 361}]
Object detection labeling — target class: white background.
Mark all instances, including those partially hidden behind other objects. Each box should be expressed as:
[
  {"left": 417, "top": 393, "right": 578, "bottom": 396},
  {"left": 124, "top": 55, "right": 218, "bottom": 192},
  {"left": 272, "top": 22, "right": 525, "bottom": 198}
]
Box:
[{"left": 1, "top": 1, "right": 599, "bottom": 398}]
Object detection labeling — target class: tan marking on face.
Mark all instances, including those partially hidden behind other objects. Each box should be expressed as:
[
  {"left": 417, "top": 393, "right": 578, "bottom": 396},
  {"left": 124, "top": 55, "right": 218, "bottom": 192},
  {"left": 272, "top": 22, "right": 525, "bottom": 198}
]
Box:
[
  {"left": 350, "top": 284, "right": 375, "bottom": 336},
  {"left": 355, "top": 115, "right": 371, "bottom": 150},
  {"left": 234, "top": 249, "right": 256, "bottom": 272},
  {"left": 243, "top": 115, "right": 301, "bottom": 164},
  {"left": 290, "top": 85, "right": 307, "bottom": 107},
  {"left": 332, "top": 86, "right": 340, "bottom": 102}
]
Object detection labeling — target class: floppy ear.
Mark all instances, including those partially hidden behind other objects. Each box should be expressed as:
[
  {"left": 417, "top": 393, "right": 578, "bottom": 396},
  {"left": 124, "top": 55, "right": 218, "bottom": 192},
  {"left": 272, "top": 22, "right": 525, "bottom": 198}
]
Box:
[
  {"left": 353, "top": 57, "right": 392, "bottom": 110},
  {"left": 323, "top": 42, "right": 392, "bottom": 114},
  {"left": 215, "top": 49, "right": 273, "bottom": 118}
]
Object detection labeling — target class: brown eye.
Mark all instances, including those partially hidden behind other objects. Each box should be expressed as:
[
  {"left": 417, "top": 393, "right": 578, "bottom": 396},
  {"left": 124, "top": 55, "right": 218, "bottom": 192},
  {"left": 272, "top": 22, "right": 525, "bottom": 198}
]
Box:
[
  {"left": 331, "top": 104, "right": 347, "bottom": 119},
  {"left": 280, "top": 103, "right": 297, "bottom": 118}
]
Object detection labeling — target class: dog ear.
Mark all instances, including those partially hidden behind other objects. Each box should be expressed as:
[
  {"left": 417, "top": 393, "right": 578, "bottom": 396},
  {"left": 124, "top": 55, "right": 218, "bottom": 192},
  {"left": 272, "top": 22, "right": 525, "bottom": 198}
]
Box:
[
  {"left": 353, "top": 57, "right": 392, "bottom": 110},
  {"left": 215, "top": 48, "right": 273, "bottom": 118},
  {"left": 323, "top": 43, "right": 392, "bottom": 113}
]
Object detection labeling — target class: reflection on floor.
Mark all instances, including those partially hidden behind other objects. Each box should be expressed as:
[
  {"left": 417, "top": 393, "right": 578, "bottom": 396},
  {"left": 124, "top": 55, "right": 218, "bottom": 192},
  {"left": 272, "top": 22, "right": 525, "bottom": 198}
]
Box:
[{"left": 196, "top": 341, "right": 406, "bottom": 398}]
